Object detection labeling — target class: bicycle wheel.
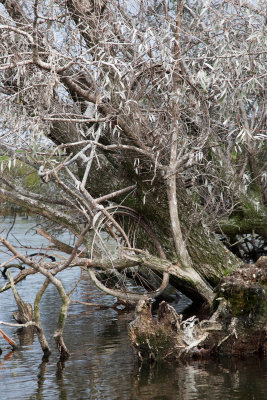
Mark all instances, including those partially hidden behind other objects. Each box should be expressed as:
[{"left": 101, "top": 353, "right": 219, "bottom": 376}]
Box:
[{"left": 88, "top": 206, "right": 169, "bottom": 301}]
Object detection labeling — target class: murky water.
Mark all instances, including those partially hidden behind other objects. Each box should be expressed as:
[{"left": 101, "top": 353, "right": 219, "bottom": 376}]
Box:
[{"left": 0, "top": 217, "right": 267, "bottom": 400}]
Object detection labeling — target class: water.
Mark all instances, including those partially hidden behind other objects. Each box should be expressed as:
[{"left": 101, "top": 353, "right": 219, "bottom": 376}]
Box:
[{"left": 0, "top": 216, "right": 267, "bottom": 400}]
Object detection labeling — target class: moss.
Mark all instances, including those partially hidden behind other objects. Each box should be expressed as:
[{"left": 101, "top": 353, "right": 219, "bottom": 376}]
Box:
[
  {"left": 221, "top": 285, "right": 267, "bottom": 317},
  {"left": 14, "top": 162, "right": 40, "bottom": 190},
  {"left": 24, "top": 172, "right": 40, "bottom": 189},
  {"left": 1, "top": 160, "right": 41, "bottom": 191},
  {"left": 220, "top": 190, "right": 267, "bottom": 239},
  {"left": 223, "top": 268, "right": 233, "bottom": 276}
]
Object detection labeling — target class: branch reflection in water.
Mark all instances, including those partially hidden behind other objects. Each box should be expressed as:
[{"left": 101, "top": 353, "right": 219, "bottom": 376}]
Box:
[{"left": 0, "top": 217, "right": 266, "bottom": 400}]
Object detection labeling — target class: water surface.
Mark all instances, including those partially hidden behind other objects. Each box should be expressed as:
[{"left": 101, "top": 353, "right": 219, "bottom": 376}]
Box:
[{"left": 0, "top": 216, "right": 266, "bottom": 399}]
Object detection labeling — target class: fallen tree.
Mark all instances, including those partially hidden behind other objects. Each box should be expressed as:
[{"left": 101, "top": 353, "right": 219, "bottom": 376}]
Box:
[{"left": 0, "top": 0, "right": 266, "bottom": 359}]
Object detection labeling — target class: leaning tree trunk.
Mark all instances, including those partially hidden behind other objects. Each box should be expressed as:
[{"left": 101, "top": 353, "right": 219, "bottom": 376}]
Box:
[
  {"left": 85, "top": 155, "right": 240, "bottom": 305},
  {"left": 0, "top": 0, "right": 240, "bottom": 309},
  {"left": 0, "top": 0, "right": 240, "bottom": 311},
  {"left": 0, "top": 147, "right": 240, "bottom": 308}
]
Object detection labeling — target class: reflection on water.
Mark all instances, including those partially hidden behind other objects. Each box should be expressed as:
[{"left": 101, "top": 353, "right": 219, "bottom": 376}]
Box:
[{"left": 0, "top": 217, "right": 267, "bottom": 400}]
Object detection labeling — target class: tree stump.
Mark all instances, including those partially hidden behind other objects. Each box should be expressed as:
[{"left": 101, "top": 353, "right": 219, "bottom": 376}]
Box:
[{"left": 129, "top": 257, "right": 267, "bottom": 360}]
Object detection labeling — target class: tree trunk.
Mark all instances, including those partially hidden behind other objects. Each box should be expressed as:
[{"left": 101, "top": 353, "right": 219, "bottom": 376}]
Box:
[
  {"left": 85, "top": 155, "right": 240, "bottom": 281},
  {"left": 72, "top": 155, "right": 239, "bottom": 308}
]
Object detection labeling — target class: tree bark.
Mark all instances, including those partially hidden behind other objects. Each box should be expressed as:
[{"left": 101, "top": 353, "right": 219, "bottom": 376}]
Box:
[{"left": 219, "top": 193, "right": 267, "bottom": 240}]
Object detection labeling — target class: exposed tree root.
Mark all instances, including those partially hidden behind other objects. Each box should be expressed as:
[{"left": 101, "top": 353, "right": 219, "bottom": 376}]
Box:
[{"left": 129, "top": 257, "right": 267, "bottom": 361}]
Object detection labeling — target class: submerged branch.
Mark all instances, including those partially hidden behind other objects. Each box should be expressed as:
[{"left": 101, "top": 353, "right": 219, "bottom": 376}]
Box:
[
  {"left": 34, "top": 278, "right": 51, "bottom": 357},
  {"left": 7, "top": 270, "right": 33, "bottom": 323},
  {"left": 0, "top": 232, "right": 213, "bottom": 304},
  {"left": 0, "top": 327, "right": 17, "bottom": 349}
]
